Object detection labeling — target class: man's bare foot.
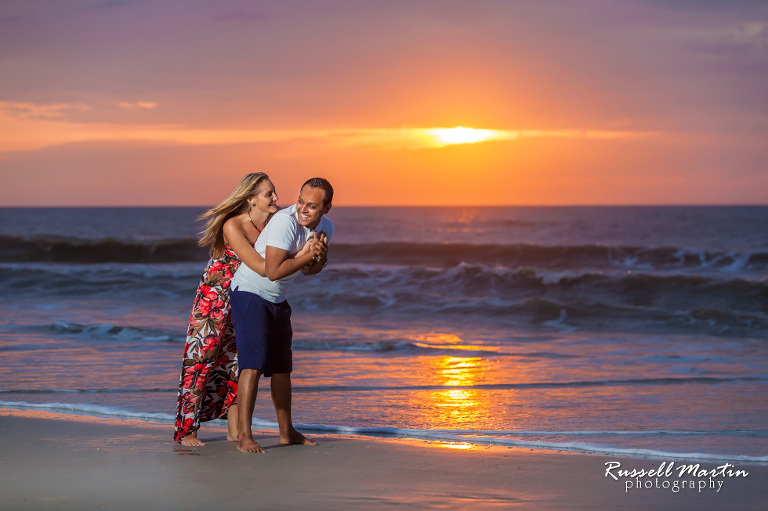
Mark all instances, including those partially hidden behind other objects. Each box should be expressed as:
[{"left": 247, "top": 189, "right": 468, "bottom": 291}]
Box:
[
  {"left": 227, "top": 431, "right": 239, "bottom": 442},
  {"left": 237, "top": 437, "right": 265, "bottom": 454},
  {"left": 180, "top": 431, "right": 205, "bottom": 446},
  {"left": 279, "top": 427, "right": 318, "bottom": 446}
]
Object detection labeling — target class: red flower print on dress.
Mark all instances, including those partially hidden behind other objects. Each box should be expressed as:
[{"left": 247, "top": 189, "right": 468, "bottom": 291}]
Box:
[
  {"left": 182, "top": 396, "right": 197, "bottom": 414},
  {"left": 209, "top": 299, "right": 226, "bottom": 321},
  {"left": 198, "top": 298, "right": 212, "bottom": 317},
  {"left": 195, "top": 368, "right": 210, "bottom": 388},
  {"left": 199, "top": 334, "right": 219, "bottom": 358},
  {"left": 174, "top": 245, "right": 241, "bottom": 442},
  {"left": 181, "top": 373, "right": 195, "bottom": 390}
]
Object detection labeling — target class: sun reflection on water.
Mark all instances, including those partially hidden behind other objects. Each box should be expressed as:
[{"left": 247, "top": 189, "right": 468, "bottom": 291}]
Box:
[
  {"left": 423, "top": 356, "right": 491, "bottom": 428},
  {"left": 435, "top": 442, "right": 476, "bottom": 450},
  {"left": 411, "top": 333, "right": 499, "bottom": 354}
]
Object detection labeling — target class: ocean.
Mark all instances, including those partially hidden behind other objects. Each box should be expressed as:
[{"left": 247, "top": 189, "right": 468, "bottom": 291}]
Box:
[{"left": 0, "top": 205, "right": 766, "bottom": 462}]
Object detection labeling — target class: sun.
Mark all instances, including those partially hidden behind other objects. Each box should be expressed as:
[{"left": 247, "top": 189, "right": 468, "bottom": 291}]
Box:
[{"left": 427, "top": 126, "right": 499, "bottom": 146}]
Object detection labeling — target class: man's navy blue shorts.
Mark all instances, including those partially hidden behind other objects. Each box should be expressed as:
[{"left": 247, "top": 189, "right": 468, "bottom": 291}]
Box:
[{"left": 229, "top": 288, "right": 293, "bottom": 377}]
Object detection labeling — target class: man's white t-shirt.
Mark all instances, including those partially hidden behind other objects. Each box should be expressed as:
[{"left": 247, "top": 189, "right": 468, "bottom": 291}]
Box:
[{"left": 230, "top": 204, "right": 333, "bottom": 303}]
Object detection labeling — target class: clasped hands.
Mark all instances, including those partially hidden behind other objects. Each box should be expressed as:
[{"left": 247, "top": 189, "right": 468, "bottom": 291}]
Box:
[{"left": 299, "top": 232, "right": 328, "bottom": 273}]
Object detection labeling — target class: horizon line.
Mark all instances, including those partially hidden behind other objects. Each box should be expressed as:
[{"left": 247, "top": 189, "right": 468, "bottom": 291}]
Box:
[{"left": 2, "top": 203, "right": 767, "bottom": 209}]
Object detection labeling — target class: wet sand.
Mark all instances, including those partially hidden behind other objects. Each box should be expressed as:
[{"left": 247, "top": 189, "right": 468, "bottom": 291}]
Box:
[{"left": 1, "top": 409, "right": 765, "bottom": 510}]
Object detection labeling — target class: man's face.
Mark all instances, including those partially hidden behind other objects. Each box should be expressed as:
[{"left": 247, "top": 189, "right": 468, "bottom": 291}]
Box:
[{"left": 296, "top": 185, "right": 330, "bottom": 229}]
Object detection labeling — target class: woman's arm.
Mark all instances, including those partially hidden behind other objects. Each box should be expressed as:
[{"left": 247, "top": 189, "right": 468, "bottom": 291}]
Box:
[
  {"left": 223, "top": 220, "right": 266, "bottom": 276},
  {"left": 223, "top": 218, "right": 313, "bottom": 277}
]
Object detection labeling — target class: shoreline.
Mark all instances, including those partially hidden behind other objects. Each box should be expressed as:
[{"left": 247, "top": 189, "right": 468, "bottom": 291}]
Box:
[
  {"left": 1, "top": 409, "right": 765, "bottom": 510},
  {"left": 3, "top": 402, "right": 766, "bottom": 464}
]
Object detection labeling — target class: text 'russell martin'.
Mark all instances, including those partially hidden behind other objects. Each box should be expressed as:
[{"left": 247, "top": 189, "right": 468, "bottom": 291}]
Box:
[{"left": 604, "top": 461, "right": 749, "bottom": 493}]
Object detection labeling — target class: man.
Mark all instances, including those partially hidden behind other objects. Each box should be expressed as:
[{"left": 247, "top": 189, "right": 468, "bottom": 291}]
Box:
[{"left": 229, "top": 177, "right": 333, "bottom": 453}]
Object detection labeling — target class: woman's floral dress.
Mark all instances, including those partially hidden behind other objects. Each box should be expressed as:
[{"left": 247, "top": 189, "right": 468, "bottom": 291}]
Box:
[{"left": 174, "top": 245, "right": 241, "bottom": 441}]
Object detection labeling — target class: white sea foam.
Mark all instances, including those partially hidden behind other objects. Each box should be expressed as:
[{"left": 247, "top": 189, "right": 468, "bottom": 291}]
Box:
[
  {"left": 2, "top": 401, "right": 766, "bottom": 463},
  {"left": 0, "top": 400, "right": 175, "bottom": 422}
]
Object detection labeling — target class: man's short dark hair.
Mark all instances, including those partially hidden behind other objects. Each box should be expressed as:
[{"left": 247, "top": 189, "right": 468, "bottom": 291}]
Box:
[{"left": 302, "top": 177, "right": 334, "bottom": 206}]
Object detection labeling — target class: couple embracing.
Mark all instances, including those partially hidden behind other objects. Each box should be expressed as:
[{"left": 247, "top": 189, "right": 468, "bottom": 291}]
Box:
[{"left": 174, "top": 173, "right": 333, "bottom": 453}]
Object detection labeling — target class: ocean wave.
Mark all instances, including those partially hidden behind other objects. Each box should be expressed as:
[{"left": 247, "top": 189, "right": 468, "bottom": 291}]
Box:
[
  {"left": 0, "top": 235, "right": 207, "bottom": 263},
  {"left": 297, "top": 338, "right": 583, "bottom": 358},
  {"left": 4, "top": 260, "right": 766, "bottom": 335},
  {"left": 295, "top": 264, "right": 768, "bottom": 333},
  {"left": 0, "top": 400, "right": 176, "bottom": 423},
  {"left": 2, "top": 235, "right": 767, "bottom": 274},
  {"left": 42, "top": 321, "right": 183, "bottom": 343},
  {"left": 2, "top": 401, "right": 765, "bottom": 463},
  {"left": 292, "top": 338, "right": 509, "bottom": 356},
  {"left": 1, "top": 321, "right": 568, "bottom": 357},
  {"left": 339, "top": 242, "right": 768, "bottom": 273},
  {"left": 3, "top": 376, "right": 763, "bottom": 396},
  {"left": 0, "top": 263, "right": 199, "bottom": 298},
  {"left": 0, "top": 388, "right": 171, "bottom": 394},
  {"left": 299, "top": 424, "right": 768, "bottom": 462},
  {"left": 289, "top": 376, "right": 768, "bottom": 392}
]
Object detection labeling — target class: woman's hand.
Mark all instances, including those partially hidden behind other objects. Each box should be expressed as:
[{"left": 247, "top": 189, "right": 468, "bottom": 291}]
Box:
[{"left": 296, "top": 238, "right": 314, "bottom": 258}]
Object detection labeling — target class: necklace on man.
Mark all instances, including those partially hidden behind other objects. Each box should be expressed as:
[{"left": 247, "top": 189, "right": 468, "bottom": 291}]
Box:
[{"left": 247, "top": 208, "right": 262, "bottom": 233}]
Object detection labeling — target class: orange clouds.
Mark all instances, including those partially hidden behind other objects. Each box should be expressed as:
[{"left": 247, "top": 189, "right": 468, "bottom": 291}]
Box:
[
  {"left": 0, "top": 101, "right": 656, "bottom": 155},
  {"left": 0, "top": 101, "right": 90, "bottom": 119},
  {"left": 118, "top": 101, "right": 158, "bottom": 110}
]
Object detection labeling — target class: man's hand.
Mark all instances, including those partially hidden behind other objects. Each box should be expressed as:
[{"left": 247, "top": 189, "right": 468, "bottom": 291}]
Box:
[
  {"left": 310, "top": 232, "right": 328, "bottom": 265},
  {"left": 301, "top": 232, "right": 328, "bottom": 275}
]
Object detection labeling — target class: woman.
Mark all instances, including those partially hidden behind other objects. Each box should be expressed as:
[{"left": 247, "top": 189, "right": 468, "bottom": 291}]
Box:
[{"left": 174, "top": 172, "right": 281, "bottom": 446}]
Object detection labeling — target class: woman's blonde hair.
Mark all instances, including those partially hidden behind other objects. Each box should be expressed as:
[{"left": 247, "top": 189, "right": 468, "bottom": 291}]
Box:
[{"left": 197, "top": 172, "right": 270, "bottom": 257}]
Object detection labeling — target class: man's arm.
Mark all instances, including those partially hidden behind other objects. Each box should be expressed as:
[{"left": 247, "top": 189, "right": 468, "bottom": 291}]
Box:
[{"left": 265, "top": 245, "right": 316, "bottom": 281}]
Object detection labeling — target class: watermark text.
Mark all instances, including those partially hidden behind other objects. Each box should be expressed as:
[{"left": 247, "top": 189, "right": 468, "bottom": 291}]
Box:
[{"left": 604, "top": 461, "right": 749, "bottom": 493}]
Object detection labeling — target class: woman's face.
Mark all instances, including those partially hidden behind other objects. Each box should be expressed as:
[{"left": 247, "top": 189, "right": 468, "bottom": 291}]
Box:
[{"left": 250, "top": 180, "right": 279, "bottom": 213}]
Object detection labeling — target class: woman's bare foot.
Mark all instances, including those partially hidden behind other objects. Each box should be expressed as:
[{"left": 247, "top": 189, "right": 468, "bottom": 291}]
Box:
[
  {"left": 237, "top": 437, "right": 265, "bottom": 454},
  {"left": 180, "top": 431, "right": 205, "bottom": 446},
  {"left": 279, "top": 427, "right": 318, "bottom": 446}
]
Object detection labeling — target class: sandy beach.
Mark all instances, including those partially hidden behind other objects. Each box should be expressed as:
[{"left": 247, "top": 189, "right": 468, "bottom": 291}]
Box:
[
  {"left": 3, "top": 0, "right": 768, "bottom": 508},
  {"left": 1, "top": 409, "right": 764, "bottom": 510}
]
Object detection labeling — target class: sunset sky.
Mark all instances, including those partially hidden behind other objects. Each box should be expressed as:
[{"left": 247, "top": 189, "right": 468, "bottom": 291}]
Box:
[{"left": 1, "top": 0, "right": 766, "bottom": 206}]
